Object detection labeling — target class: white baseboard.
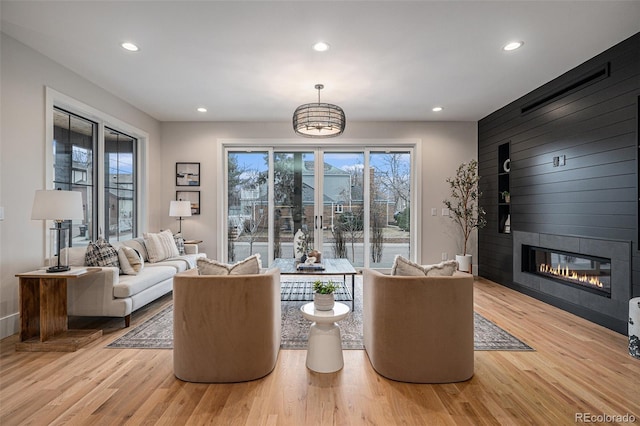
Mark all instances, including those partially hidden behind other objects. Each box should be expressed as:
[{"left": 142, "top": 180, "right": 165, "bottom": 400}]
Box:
[{"left": 0, "top": 312, "right": 19, "bottom": 340}]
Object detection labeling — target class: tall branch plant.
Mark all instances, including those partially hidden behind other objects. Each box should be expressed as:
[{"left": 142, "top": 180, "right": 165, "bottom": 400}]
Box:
[{"left": 443, "top": 159, "right": 486, "bottom": 256}]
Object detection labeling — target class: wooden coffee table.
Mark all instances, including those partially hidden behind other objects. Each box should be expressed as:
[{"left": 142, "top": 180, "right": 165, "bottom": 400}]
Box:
[{"left": 272, "top": 258, "right": 357, "bottom": 309}]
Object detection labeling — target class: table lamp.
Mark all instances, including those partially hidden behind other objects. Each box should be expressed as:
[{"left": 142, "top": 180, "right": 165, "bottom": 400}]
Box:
[
  {"left": 31, "top": 189, "right": 84, "bottom": 272},
  {"left": 169, "top": 200, "right": 192, "bottom": 234}
]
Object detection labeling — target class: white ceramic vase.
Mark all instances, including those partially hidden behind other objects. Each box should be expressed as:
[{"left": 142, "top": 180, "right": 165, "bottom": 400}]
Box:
[
  {"left": 313, "top": 293, "right": 335, "bottom": 311},
  {"left": 293, "top": 229, "right": 305, "bottom": 261},
  {"left": 456, "top": 254, "right": 472, "bottom": 274}
]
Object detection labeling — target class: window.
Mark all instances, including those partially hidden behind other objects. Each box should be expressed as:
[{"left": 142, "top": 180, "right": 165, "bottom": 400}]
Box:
[
  {"left": 53, "top": 108, "right": 97, "bottom": 244},
  {"left": 223, "top": 143, "right": 416, "bottom": 268},
  {"left": 52, "top": 106, "right": 138, "bottom": 245},
  {"left": 105, "top": 127, "right": 137, "bottom": 241}
]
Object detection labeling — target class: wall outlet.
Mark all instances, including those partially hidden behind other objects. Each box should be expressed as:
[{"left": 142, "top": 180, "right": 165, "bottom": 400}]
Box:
[
  {"left": 441, "top": 252, "right": 448, "bottom": 261},
  {"left": 442, "top": 208, "right": 449, "bottom": 216}
]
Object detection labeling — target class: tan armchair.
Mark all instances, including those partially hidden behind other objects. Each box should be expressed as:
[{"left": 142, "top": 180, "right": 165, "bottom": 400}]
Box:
[
  {"left": 173, "top": 267, "right": 281, "bottom": 383},
  {"left": 363, "top": 269, "right": 474, "bottom": 383}
]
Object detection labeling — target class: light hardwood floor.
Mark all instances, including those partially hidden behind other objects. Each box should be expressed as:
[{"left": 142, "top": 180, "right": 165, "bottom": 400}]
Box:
[{"left": 1, "top": 277, "right": 638, "bottom": 425}]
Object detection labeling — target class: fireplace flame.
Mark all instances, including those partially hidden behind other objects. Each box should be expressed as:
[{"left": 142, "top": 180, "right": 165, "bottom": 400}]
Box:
[{"left": 538, "top": 264, "right": 603, "bottom": 287}]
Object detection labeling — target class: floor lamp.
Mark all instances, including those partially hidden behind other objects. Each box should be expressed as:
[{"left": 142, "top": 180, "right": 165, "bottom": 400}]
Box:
[
  {"left": 31, "top": 189, "right": 84, "bottom": 272},
  {"left": 169, "top": 200, "right": 192, "bottom": 234}
]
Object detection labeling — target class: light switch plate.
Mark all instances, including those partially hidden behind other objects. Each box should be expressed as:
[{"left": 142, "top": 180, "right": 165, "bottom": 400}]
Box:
[
  {"left": 431, "top": 208, "right": 437, "bottom": 216},
  {"left": 442, "top": 208, "right": 449, "bottom": 216}
]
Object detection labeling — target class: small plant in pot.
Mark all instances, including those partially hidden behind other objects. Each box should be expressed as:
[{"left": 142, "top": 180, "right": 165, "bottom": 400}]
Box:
[
  {"left": 443, "top": 159, "right": 487, "bottom": 273},
  {"left": 313, "top": 279, "right": 338, "bottom": 311}
]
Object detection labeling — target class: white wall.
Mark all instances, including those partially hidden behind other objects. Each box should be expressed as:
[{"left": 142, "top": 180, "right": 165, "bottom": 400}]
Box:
[
  {"left": 159, "top": 121, "right": 478, "bottom": 265},
  {"left": 0, "top": 34, "right": 161, "bottom": 338}
]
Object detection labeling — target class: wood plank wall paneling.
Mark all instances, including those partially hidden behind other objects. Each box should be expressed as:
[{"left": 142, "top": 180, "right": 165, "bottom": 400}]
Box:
[{"left": 478, "top": 32, "right": 640, "bottom": 310}]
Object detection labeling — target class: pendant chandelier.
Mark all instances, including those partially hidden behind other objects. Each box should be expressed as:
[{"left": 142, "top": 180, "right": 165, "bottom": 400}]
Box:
[{"left": 293, "top": 84, "right": 345, "bottom": 138}]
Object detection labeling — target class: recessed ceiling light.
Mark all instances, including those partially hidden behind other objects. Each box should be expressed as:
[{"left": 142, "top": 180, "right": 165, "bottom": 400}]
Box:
[
  {"left": 503, "top": 41, "right": 524, "bottom": 51},
  {"left": 197, "top": 107, "right": 207, "bottom": 113},
  {"left": 121, "top": 42, "right": 139, "bottom": 52},
  {"left": 432, "top": 106, "right": 443, "bottom": 112},
  {"left": 313, "top": 41, "right": 330, "bottom": 52}
]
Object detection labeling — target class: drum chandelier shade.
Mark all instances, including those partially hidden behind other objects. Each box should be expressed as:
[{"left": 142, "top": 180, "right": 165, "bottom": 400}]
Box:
[{"left": 293, "top": 84, "right": 345, "bottom": 138}]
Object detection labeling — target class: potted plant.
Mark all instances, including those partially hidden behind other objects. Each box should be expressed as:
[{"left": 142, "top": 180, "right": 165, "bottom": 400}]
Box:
[
  {"left": 313, "top": 279, "right": 338, "bottom": 311},
  {"left": 501, "top": 191, "right": 510, "bottom": 203},
  {"left": 443, "top": 159, "right": 487, "bottom": 273}
]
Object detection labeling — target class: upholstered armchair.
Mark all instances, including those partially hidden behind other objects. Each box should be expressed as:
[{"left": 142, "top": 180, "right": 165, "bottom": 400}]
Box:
[
  {"left": 172, "top": 267, "right": 281, "bottom": 383},
  {"left": 363, "top": 269, "right": 474, "bottom": 383}
]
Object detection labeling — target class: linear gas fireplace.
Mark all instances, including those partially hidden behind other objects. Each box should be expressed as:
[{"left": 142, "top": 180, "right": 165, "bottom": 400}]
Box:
[
  {"left": 513, "top": 231, "right": 631, "bottom": 334},
  {"left": 522, "top": 245, "right": 611, "bottom": 297}
]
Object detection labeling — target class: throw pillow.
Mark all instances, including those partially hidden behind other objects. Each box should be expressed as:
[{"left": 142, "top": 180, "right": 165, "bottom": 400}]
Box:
[
  {"left": 121, "top": 238, "right": 149, "bottom": 262},
  {"left": 391, "top": 255, "right": 427, "bottom": 276},
  {"left": 229, "top": 253, "right": 262, "bottom": 274},
  {"left": 174, "top": 233, "right": 186, "bottom": 255},
  {"left": 197, "top": 257, "right": 231, "bottom": 275},
  {"left": 144, "top": 230, "right": 180, "bottom": 263},
  {"left": 424, "top": 260, "right": 458, "bottom": 276},
  {"left": 197, "top": 253, "right": 262, "bottom": 275},
  {"left": 118, "top": 246, "right": 144, "bottom": 275},
  {"left": 85, "top": 238, "right": 120, "bottom": 268}
]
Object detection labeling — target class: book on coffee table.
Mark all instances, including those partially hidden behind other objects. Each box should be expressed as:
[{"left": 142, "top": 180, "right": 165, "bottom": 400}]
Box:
[{"left": 296, "top": 263, "right": 325, "bottom": 271}]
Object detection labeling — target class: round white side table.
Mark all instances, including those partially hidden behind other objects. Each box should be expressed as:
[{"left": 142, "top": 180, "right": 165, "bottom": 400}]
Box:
[{"left": 300, "top": 302, "right": 351, "bottom": 373}]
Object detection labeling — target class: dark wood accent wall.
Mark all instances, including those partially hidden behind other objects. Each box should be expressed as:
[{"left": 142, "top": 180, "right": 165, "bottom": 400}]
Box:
[{"left": 478, "top": 33, "right": 640, "bottom": 300}]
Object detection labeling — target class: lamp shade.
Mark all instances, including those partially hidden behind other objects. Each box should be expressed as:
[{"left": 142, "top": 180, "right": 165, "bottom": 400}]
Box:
[
  {"left": 293, "top": 84, "right": 345, "bottom": 138},
  {"left": 31, "top": 190, "right": 84, "bottom": 221},
  {"left": 169, "top": 200, "right": 192, "bottom": 217}
]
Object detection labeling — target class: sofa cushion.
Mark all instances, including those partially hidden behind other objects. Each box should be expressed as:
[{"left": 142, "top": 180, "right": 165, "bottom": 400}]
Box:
[
  {"left": 150, "top": 254, "right": 202, "bottom": 273},
  {"left": 144, "top": 230, "right": 180, "bottom": 263},
  {"left": 197, "top": 254, "right": 261, "bottom": 275},
  {"left": 61, "top": 246, "right": 88, "bottom": 266},
  {"left": 85, "top": 238, "right": 120, "bottom": 268},
  {"left": 113, "top": 265, "right": 176, "bottom": 298},
  {"left": 118, "top": 246, "right": 144, "bottom": 275},
  {"left": 121, "top": 238, "right": 149, "bottom": 262}
]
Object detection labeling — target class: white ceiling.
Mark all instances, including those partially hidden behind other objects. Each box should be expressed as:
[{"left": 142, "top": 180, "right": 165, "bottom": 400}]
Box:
[{"left": 2, "top": 1, "right": 639, "bottom": 123}]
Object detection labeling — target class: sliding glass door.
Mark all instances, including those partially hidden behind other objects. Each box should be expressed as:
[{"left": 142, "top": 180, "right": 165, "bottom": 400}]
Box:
[
  {"left": 225, "top": 145, "right": 413, "bottom": 268},
  {"left": 320, "top": 152, "right": 365, "bottom": 267}
]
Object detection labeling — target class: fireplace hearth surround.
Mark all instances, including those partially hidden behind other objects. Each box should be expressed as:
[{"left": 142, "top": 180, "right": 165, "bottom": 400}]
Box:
[{"left": 513, "top": 231, "right": 631, "bottom": 333}]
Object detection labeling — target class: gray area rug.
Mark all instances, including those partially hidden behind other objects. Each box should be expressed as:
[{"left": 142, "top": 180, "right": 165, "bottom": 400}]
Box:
[{"left": 108, "top": 278, "right": 533, "bottom": 351}]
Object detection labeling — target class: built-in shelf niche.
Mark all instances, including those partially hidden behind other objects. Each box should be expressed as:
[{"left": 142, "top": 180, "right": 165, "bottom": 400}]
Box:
[{"left": 498, "top": 142, "right": 510, "bottom": 234}]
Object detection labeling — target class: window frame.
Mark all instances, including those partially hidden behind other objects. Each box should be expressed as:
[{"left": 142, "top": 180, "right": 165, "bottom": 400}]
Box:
[{"left": 45, "top": 87, "right": 148, "bottom": 246}]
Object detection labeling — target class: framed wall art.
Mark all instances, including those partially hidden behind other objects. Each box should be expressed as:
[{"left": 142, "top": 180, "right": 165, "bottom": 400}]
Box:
[
  {"left": 176, "top": 191, "right": 200, "bottom": 215},
  {"left": 176, "top": 162, "right": 200, "bottom": 186}
]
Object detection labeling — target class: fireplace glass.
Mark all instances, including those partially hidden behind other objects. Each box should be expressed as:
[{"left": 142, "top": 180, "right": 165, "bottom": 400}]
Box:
[{"left": 522, "top": 245, "right": 611, "bottom": 297}]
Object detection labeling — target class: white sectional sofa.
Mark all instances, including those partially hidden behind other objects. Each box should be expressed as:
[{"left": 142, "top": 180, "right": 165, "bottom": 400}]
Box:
[{"left": 63, "top": 237, "right": 204, "bottom": 327}]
